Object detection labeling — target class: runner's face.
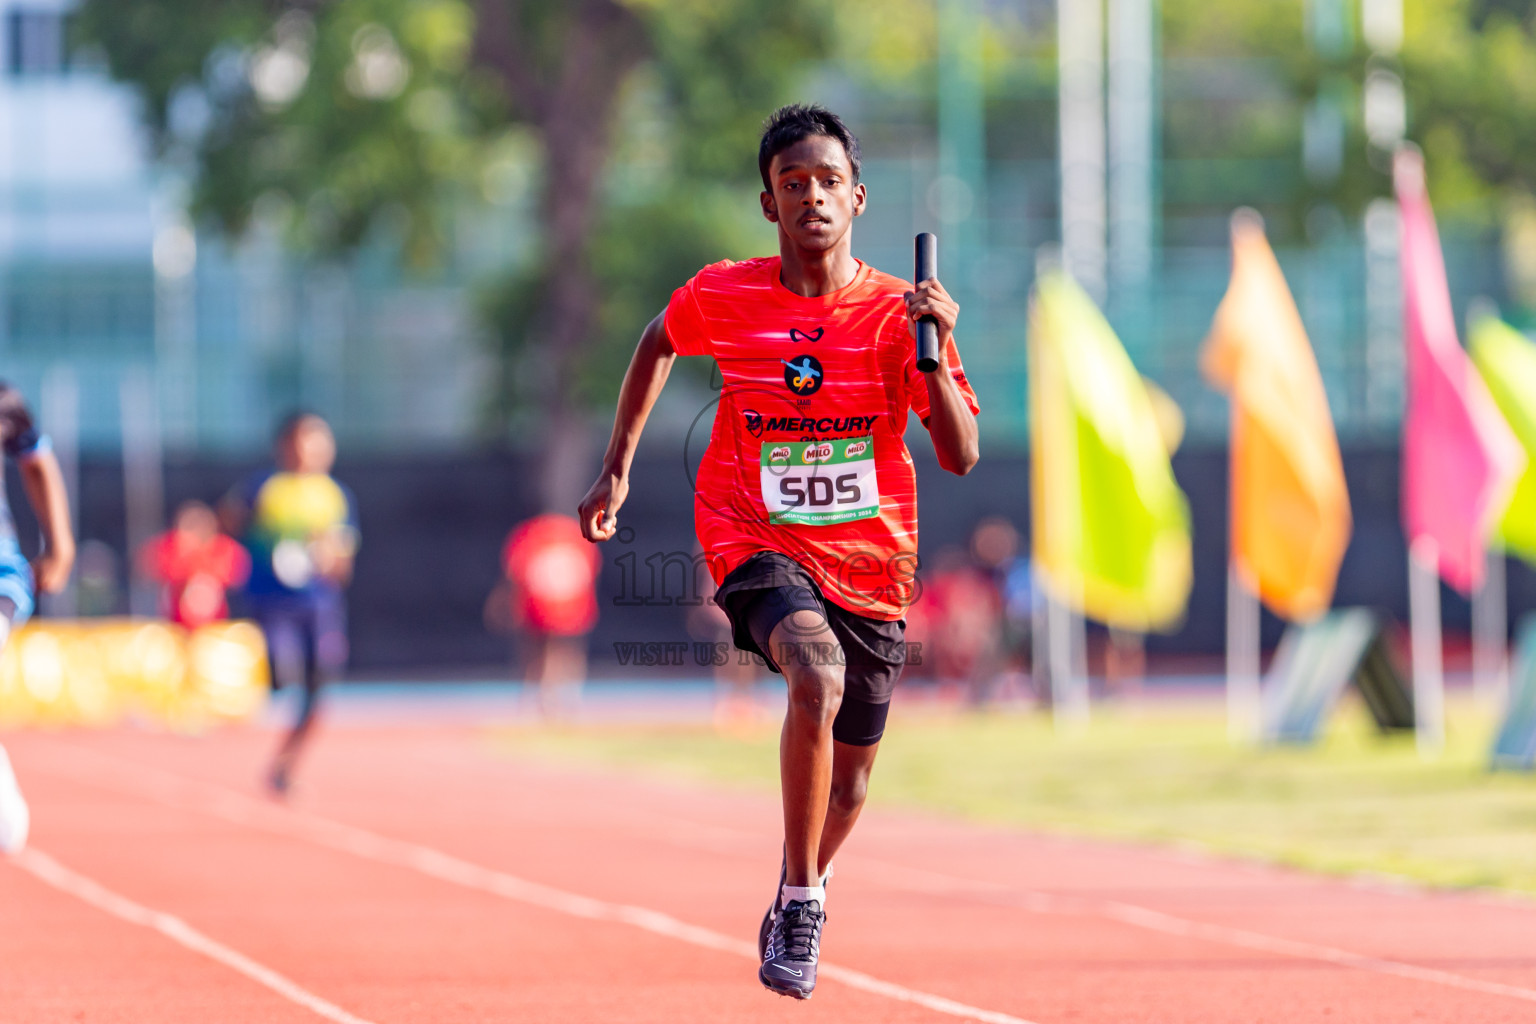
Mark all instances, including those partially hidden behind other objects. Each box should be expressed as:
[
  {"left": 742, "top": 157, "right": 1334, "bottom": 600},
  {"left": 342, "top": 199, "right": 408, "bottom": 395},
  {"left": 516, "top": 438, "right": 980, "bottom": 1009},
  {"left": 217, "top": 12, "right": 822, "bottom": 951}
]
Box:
[
  {"left": 294, "top": 420, "right": 337, "bottom": 473},
  {"left": 277, "top": 418, "right": 336, "bottom": 474},
  {"left": 761, "top": 135, "right": 865, "bottom": 252},
  {"left": 175, "top": 503, "right": 218, "bottom": 541}
]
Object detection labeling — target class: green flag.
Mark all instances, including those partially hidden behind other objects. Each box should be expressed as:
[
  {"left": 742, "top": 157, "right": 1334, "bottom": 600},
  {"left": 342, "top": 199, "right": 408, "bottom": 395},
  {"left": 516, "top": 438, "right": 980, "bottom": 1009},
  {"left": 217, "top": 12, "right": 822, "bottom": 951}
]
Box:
[
  {"left": 1470, "top": 316, "right": 1536, "bottom": 563},
  {"left": 1029, "top": 272, "right": 1192, "bottom": 631}
]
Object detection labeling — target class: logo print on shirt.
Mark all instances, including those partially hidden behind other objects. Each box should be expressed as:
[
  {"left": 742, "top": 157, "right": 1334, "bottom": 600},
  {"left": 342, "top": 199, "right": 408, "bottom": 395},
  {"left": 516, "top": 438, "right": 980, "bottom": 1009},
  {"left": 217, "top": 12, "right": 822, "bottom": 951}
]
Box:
[
  {"left": 743, "top": 409, "right": 765, "bottom": 437},
  {"left": 789, "top": 327, "right": 824, "bottom": 344},
  {"left": 782, "top": 356, "right": 823, "bottom": 396}
]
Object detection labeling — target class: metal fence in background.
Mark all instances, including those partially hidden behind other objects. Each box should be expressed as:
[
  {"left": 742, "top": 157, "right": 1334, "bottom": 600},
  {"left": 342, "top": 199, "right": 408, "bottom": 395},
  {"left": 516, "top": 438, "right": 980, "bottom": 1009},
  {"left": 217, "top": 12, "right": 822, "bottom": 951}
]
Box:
[{"left": 0, "top": 236, "right": 493, "bottom": 455}]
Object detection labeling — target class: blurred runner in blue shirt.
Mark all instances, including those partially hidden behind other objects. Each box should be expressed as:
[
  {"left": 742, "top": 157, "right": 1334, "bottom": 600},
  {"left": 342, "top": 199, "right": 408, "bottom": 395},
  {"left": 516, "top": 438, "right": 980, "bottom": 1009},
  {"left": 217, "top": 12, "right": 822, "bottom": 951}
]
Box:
[{"left": 223, "top": 412, "right": 358, "bottom": 797}]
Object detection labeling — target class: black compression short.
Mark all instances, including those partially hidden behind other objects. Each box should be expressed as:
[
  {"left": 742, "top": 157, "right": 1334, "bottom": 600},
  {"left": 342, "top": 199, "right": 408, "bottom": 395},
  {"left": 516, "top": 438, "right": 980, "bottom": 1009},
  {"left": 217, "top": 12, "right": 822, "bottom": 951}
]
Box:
[{"left": 714, "top": 551, "right": 907, "bottom": 745}]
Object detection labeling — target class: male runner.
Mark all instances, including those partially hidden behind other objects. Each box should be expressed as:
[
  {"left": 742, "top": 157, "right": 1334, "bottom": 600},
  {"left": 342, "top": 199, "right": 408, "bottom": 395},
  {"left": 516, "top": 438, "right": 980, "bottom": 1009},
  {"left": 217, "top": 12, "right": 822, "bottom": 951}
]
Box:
[
  {"left": 223, "top": 413, "right": 358, "bottom": 796},
  {"left": 578, "top": 104, "right": 979, "bottom": 998},
  {"left": 0, "top": 382, "right": 76, "bottom": 855}
]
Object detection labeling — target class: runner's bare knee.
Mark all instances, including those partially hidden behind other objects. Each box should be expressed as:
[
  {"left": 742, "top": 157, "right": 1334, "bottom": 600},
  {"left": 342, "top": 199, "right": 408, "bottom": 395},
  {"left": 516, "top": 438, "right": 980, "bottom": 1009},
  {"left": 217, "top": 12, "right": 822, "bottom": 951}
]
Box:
[{"left": 785, "top": 661, "right": 845, "bottom": 730}]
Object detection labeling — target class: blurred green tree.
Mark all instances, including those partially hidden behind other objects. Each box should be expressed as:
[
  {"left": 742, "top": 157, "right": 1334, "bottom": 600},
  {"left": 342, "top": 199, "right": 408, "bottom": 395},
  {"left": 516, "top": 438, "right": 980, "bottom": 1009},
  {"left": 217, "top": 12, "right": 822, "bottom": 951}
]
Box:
[
  {"left": 1400, "top": 1, "right": 1536, "bottom": 214},
  {"left": 77, "top": 0, "right": 831, "bottom": 506},
  {"left": 1159, "top": 0, "right": 1536, "bottom": 231}
]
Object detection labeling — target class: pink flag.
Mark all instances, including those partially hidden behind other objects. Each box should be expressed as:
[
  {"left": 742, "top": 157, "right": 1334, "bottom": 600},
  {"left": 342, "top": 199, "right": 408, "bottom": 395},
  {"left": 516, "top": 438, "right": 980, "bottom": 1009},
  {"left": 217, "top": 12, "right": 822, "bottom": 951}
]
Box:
[{"left": 1397, "top": 148, "right": 1524, "bottom": 593}]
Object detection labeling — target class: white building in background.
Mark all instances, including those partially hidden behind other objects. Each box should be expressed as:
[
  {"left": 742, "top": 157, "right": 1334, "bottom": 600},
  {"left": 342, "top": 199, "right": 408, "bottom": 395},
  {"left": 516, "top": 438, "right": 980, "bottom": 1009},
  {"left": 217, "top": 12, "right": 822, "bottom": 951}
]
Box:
[
  {"left": 0, "top": 0, "right": 156, "bottom": 260},
  {"left": 0, "top": 0, "right": 492, "bottom": 454},
  {"left": 0, "top": 0, "right": 166, "bottom": 458}
]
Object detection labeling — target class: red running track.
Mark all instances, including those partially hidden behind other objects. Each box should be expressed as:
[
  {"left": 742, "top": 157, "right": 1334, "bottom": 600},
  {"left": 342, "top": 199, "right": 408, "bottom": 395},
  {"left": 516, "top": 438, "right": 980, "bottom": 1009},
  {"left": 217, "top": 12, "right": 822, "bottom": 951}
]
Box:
[{"left": 3, "top": 721, "right": 1535, "bottom": 1023}]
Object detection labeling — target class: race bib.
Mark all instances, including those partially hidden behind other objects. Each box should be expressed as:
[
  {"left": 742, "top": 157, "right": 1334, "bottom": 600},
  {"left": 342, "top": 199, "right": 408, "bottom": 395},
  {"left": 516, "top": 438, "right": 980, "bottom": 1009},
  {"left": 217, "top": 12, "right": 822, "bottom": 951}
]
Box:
[{"left": 760, "top": 436, "right": 880, "bottom": 526}]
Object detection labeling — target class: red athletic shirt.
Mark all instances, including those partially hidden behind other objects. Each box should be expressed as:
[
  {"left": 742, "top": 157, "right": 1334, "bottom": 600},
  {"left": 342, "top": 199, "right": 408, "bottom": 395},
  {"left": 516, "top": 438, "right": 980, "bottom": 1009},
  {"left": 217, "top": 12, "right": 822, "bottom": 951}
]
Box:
[
  {"left": 504, "top": 514, "right": 602, "bottom": 636},
  {"left": 143, "top": 531, "right": 251, "bottom": 628},
  {"left": 665, "top": 257, "right": 979, "bottom": 620}
]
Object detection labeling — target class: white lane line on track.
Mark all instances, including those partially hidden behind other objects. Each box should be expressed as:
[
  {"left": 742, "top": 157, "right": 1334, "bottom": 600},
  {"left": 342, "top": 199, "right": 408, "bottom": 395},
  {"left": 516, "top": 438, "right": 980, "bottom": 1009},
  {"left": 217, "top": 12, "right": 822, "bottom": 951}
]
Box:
[
  {"left": 39, "top": 745, "right": 1536, "bottom": 1011},
  {"left": 553, "top": 798, "right": 1536, "bottom": 1004},
  {"left": 1097, "top": 901, "right": 1536, "bottom": 1005},
  {"left": 438, "top": 789, "right": 1536, "bottom": 1005},
  {"left": 832, "top": 858, "right": 1536, "bottom": 1004},
  {"left": 13, "top": 848, "right": 378, "bottom": 1024},
  {"left": 423, "top": 742, "right": 1536, "bottom": 912},
  {"left": 32, "top": 747, "right": 1038, "bottom": 1024}
]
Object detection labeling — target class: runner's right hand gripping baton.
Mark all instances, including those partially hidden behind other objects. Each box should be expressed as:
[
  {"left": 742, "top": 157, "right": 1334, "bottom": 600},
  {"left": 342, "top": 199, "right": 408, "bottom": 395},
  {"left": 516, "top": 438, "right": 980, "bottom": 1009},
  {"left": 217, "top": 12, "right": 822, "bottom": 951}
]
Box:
[{"left": 914, "top": 232, "right": 940, "bottom": 373}]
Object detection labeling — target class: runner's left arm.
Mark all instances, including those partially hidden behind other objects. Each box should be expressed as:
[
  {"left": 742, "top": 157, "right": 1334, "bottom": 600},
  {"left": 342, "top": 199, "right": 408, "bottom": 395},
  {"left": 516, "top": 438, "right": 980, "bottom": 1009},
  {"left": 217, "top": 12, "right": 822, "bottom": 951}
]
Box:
[
  {"left": 18, "top": 448, "right": 75, "bottom": 593},
  {"left": 904, "top": 279, "right": 979, "bottom": 475},
  {"left": 0, "top": 385, "right": 75, "bottom": 594}
]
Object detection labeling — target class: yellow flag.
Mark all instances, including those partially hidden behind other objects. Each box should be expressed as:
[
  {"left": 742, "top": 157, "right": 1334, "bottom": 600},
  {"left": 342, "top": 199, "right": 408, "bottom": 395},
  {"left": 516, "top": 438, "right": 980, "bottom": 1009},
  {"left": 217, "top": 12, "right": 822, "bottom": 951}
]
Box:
[
  {"left": 1029, "top": 272, "right": 1192, "bottom": 632},
  {"left": 1470, "top": 315, "right": 1536, "bottom": 564},
  {"left": 1202, "top": 211, "right": 1352, "bottom": 621}
]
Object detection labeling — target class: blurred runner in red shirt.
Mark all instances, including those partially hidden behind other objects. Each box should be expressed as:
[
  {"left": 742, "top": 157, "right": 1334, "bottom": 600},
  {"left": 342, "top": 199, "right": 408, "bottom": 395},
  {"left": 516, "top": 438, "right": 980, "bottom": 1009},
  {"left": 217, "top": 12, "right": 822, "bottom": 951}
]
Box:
[
  {"left": 141, "top": 500, "right": 250, "bottom": 628},
  {"left": 498, "top": 513, "right": 601, "bottom": 715},
  {"left": 924, "top": 545, "right": 1002, "bottom": 700}
]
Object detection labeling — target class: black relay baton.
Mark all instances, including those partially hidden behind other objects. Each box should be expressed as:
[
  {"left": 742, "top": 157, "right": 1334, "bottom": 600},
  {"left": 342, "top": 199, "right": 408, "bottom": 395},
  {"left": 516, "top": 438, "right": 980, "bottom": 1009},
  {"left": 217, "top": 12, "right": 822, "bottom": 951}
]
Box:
[{"left": 913, "top": 232, "right": 940, "bottom": 373}]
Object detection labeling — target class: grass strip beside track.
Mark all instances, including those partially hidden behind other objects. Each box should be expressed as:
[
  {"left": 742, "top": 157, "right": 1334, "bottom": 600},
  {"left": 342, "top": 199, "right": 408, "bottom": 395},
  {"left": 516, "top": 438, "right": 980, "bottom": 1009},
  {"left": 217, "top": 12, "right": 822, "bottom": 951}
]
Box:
[{"left": 498, "top": 695, "right": 1536, "bottom": 895}]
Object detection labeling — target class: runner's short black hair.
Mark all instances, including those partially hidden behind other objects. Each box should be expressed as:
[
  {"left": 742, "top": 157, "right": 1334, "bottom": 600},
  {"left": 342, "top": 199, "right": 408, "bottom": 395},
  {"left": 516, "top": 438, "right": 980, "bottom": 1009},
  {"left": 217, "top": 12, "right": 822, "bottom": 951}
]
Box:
[
  {"left": 0, "top": 381, "right": 37, "bottom": 456},
  {"left": 275, "top": 409, "right": 324, "bottom": 441},
  {"left": 758, "top": 104, "right": 861, "bottom": 192}
]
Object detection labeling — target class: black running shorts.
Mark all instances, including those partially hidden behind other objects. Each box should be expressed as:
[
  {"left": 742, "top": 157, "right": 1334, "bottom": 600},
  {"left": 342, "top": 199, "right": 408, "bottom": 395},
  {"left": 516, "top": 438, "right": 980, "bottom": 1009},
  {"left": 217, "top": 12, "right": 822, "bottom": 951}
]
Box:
[{"left": 714, "top": 551, "right": 908, "bottom": 745}]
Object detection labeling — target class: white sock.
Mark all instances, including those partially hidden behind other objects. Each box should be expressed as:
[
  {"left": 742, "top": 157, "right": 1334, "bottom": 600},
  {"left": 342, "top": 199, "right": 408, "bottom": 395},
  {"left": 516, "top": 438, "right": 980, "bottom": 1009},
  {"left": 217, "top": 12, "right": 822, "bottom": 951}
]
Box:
[{"left": 781, "top": 884, "right": 825, "bottom": 909}]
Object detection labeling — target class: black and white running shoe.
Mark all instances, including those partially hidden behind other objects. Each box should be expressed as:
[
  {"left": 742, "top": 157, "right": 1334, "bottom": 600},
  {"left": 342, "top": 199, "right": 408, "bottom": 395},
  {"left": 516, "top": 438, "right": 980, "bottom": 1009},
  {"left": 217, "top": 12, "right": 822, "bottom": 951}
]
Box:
[
  {"left": 759, "top": 898, "right": 825, "bottom": 999},
  {"left": 758, "top": 858, "right": 832, "bottom": 961}
]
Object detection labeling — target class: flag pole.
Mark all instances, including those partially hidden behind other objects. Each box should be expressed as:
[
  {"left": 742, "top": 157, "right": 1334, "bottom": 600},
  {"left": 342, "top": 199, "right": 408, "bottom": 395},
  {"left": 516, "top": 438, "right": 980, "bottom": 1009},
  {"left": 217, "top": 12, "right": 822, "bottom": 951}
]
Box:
[
  {"left": 1070, "top": 598, "right": 1089, "bottom": 713},
  {"left": 1031, "top": 564, "right": 1050, "bottom": 706},
  {"left": 1466, "top": 298, "right": 1509, "bottom": 711},
  {"left": 1226, "top": 561, "right": 1262, "bottom": 742},
  {"left": 1048, "top": 585, "right": 1089, "bottom": 732},
  {"left": 1055, "top": 0, "right": 1104, "bottom": 734},
  {"left": 1223, "top": 385, "right": 1261, "bottom": 743},
  {"left": 1472, "top": 545, "right": 1508, "bottom": 708},
  {"left": 1407, "top": 535, "right": 1445, "bottom": 756}
]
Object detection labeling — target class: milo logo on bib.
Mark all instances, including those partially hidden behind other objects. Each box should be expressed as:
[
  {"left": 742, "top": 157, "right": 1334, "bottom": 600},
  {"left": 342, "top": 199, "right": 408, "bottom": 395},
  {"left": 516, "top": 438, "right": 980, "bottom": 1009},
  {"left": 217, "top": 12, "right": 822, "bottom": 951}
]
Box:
[{"left": 760, "top": 435, "right": 880, "bottom": 526}]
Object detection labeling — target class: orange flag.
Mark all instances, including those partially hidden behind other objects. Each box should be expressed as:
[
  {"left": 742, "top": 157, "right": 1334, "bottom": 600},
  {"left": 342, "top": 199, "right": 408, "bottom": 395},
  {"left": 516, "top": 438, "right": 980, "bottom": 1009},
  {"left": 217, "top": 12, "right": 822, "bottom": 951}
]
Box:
[{"left": 1202, "top": 210, "right": 1352, "bottom": 621}]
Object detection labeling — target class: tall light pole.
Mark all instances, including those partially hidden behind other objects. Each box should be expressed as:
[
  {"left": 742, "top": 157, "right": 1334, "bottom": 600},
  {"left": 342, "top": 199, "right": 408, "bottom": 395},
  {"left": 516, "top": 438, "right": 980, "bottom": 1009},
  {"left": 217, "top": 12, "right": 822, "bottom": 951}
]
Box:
[
  {"left": 937, "top": 0, "right": 986, "bottom": 266},
  {"left": 1108, "top": 0, "right": 1155, "bottom": 316},
  {"left": 1043, "top": 0, "right": 1107, "bottom": 727},
  {"left": 1058, "top": 0, "right": 1106, "bottom": 305}
]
